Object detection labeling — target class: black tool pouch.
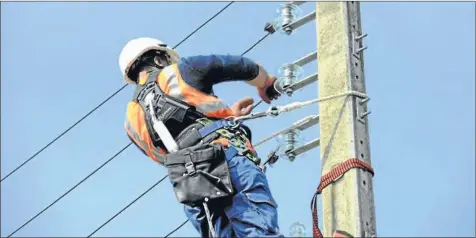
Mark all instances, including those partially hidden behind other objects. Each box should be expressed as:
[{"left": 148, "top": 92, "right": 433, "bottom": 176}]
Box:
[{"left": 164, "top": 143, "right": 235, "bottom": 207}]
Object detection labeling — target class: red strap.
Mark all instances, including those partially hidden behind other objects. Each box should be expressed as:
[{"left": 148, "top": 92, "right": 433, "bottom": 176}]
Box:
[
  {"left": 333, "top": 230, "right": 353, "bottom": 237},
  {"left": 311, "top": 158, "right": 375, "bottom": 238}
]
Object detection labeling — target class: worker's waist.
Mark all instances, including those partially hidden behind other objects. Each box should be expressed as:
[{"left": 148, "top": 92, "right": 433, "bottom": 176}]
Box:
[{"left": 173, "top": 118, "right": 260, "bottom": 165}]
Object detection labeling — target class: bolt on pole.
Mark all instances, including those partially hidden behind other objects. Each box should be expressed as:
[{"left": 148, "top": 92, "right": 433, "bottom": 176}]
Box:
[{"left": 316, "top": 2, "right": 376, "bottom": 237}]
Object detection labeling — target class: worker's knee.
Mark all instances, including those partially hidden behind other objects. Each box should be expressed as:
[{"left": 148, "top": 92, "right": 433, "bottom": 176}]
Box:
[
  {"left": 226, "top": 154, "right": 270, "bottom": 193},
  {"left": 225, "top": 185, "right": 282, "bottom": 237},
  {"left": 184, "top": 205, "right": 203, "bottom": 233}
]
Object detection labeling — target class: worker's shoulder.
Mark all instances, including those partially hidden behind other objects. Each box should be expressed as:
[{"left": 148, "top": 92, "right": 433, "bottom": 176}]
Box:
[{"left": 125, "top": 101, "right": 141, "bottom": 119}]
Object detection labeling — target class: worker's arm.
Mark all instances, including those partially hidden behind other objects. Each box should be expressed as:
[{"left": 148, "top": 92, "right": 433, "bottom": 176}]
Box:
[{"left": 177, "top": 54, "right": 272, "bottom": 94}]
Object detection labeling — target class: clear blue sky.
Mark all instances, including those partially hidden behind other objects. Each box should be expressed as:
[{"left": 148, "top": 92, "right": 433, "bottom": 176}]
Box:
[{"left": 1, "top": 2, "right": 474, "bottom": 237}]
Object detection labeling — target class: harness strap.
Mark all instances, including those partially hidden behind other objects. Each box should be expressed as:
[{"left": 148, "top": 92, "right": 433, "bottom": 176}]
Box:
[{"left": 197, "top": 120, "right": 239, "bottom": 138}]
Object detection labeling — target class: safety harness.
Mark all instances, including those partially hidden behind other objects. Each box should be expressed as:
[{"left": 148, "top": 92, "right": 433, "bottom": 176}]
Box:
[
  {"left": 133, "top": 70, "right": 203, "bottom": 153},
  {"left": 131, "top": 70, "right": 261, "bottom": 237},
  {"left": 131, "top": 70, "right": 260, "bottom": 163}
]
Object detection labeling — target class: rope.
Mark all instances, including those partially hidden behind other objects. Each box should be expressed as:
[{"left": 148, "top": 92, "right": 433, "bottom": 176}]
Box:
[{"left": 203, "top": 199, "right": 217, "bottom": 238}]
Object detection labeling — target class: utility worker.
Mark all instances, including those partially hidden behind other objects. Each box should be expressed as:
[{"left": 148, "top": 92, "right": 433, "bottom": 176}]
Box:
[{"left": 119, "top": 37, "right": 283, "bottom": 237}]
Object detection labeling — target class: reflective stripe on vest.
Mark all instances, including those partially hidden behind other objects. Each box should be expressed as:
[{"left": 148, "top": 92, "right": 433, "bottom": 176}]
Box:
[
  {"left": 157, "top": 65, "right": 234, "bottom": 119},
  {"left": 124, "top": 102, "right": 166, "bottom": 164}
]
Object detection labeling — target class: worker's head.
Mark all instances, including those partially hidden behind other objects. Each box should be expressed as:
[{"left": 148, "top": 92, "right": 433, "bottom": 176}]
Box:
[{"left": 119, "top": 37, "right": 180, "bottom": 84}]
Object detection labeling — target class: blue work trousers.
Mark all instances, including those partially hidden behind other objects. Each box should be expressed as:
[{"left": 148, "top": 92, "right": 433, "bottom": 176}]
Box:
[{"left": 184, "top": 151, "right": 283, "bottom": 237}]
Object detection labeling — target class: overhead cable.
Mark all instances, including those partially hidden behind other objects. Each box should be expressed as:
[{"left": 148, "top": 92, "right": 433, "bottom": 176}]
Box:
[{"left": 164, "top": 219, "right": 189, "bottom": 238}]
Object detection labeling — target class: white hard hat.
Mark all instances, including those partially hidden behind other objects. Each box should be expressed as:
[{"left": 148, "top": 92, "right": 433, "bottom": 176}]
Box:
[{"left": 118, "top": 37, "right": 180, "bottom": 84}]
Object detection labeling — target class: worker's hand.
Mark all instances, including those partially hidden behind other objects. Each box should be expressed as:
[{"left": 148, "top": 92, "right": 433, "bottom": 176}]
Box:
[
  {"left": 257, "top": 75, "right": 281, "bottom": 104},
  {"left": 231, "top": 97, "right": 254, "bottom": 117}
]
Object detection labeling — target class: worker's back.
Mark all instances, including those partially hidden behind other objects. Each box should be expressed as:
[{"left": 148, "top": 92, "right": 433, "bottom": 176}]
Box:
[{"left": 124, "top": 60, "right": 243, "bottom": 163}]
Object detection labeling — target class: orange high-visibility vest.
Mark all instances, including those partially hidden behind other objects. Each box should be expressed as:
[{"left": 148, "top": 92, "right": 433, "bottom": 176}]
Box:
[{"left": 124, "top": 64, "right": 235, "bottom": 164}]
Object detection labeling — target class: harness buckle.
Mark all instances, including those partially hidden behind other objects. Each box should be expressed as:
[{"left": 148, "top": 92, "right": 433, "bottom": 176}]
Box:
[
  {"left": 185, "top": 161, "right": 196, "bottom": 176},
  {"left": 225, "top": 120, "right": 240, "bottom": 129},
  {"left": 246, "top": 154, "right": 261, "bottom": 166},
  {"left": 216, "top": 129, "right": 235, "bottom": 139},
  {"left": 197, "top": 118, "right": 213, "bottom": 126}
]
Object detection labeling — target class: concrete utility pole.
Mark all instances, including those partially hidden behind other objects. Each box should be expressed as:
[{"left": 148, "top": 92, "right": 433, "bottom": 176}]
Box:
[{"left": 315, "top": 2, "right": 377, "bottom": 237}]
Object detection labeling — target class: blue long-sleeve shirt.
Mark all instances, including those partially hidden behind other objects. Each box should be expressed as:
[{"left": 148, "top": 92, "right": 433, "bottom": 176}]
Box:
[
  {"left": 177, "top": 54, "right": 260, "bottom": 95},
  {"left": 176, "top": 54, "right": 258, "bottom": 141}
]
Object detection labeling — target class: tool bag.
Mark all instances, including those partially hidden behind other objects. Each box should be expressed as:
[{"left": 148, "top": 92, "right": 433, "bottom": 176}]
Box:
[{"left": 164, "top": 142, "right": 234, "bottom": 207}]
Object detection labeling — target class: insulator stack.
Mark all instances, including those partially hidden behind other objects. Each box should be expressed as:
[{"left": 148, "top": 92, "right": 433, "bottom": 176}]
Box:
[
  {"left": 282, "top": 129, "right": 301, "bottom": 161},
  {"left": 289, "top": 222, "right": 306, "bottom": 237},
  {"left": 278, "top": 64, "right": 303, "bottom": 96},
  {"left": 272, "top": 3, "right": 302, "bottom": 35}
]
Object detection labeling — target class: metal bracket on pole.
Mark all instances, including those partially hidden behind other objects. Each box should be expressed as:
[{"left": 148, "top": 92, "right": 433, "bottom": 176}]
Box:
[
  {"left": 288, "top": 73, "right": 318, "bottom": 92},
  {"left": 352, "top": 32, "right": 368, "bottom": 60},
  {"left": 292, "top": 51, "right": 318, "bottom": 67},
  {"left": 285, "top": 138, "right": 320, "bottom": 157},
  {"left": 254, "top": 114, "right": 320, "bottom": 148},
  {"left": 284, "top": 11, "right": 316, "bottom": 34}
]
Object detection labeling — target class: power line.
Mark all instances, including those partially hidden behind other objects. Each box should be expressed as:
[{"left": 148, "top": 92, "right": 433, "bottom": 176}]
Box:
[
  {"left": 0, "top": 1, "right": 235, "bottom": 183},
  {"left": 86, "top": 32, "right": 272, "bottom": 237},
  {"left": 87, "top": 175, "right": 169, "bottom": 237},
  {"left": 164, "top": 219, "right": 189, "bottom": 237},
  {"left": 6, "top": 143, "right": 132, "bottom": 238},
  {"left": 241, "top": 32, "right": 271, "bottom": 56},
  {"left": 0, "top": 85, "right": 128, "bottom": 182},
  {"left": 174, "top": 2, "right": 234, "bottom": 49}
]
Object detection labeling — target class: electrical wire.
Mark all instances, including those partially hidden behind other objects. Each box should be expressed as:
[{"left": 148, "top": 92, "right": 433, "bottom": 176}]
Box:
[
  {"left": 87, "top": 175, "right": 169, "bottom": 237},
  {"left": 86, "top": 32, "right": 272, "bottom": 237},
  {"left": 0, "top": 84, "right": 128, "bottom": 182},
  {"left": 173, "top": 2, "right": 234, "bottom": 50},
  {"left": 164, "top": 219, "right": 189, "bottom": 238},
  {"left": 0, "top": 1, "right": 235, "bottom": 183},
  {"left": 6, "top": 143, "right": 132, "bottom": 238}
]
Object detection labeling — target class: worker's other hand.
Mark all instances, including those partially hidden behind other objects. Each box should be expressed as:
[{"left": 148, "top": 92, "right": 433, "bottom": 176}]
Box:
[
  {"left": 231, "top": 97, "right": 254, "bottom": 117},
  {"left": 258, "top": 75, "right": 281, "bottom": 104}
]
